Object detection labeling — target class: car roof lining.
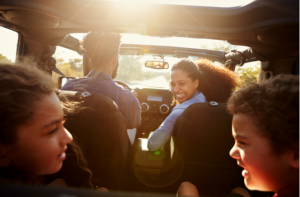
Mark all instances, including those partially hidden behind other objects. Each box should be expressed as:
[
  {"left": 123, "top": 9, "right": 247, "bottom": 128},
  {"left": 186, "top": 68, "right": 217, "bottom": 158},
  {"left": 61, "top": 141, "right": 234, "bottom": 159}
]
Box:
[{"left": 0, "top": 0, "right": 298, "bottom": 61}]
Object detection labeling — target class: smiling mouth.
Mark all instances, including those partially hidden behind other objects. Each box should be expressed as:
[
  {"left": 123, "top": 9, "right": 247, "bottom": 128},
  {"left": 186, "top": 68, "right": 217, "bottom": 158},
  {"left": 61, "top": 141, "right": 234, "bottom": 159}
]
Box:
[
  {"left": 176, "top": 94, "right": 185, "bottom": 99},
  {"left": 58, "top": 152, "right": 65, "bottom": 157},
  {"left": 57, "top": 152, "right": 66, "bottom": 161},
  {"left": 57, "top": 147, "right": 67, "bottom": 160},
  {"left": 237, "top": 161, "right": 249, "bottom": 177}
]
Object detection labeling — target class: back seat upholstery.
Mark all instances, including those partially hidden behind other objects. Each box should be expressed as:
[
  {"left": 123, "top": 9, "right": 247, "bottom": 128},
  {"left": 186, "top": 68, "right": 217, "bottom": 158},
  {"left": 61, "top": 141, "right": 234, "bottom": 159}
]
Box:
[
  {"left": 172, "top": 102, "right": 244, "bottom": 196},
  {"left": 58, "top": 91, "right": 130, "bottom": 190}
]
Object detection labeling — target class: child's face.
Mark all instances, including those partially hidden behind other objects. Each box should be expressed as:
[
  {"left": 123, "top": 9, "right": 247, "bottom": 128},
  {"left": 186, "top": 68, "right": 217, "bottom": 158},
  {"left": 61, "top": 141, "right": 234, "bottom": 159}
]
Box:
[
  {"left": 230, "top": 113, "right": 293, "bottom": 192},
  {"left": 8, "top": 92, "right": 73, "bottom": 175}
]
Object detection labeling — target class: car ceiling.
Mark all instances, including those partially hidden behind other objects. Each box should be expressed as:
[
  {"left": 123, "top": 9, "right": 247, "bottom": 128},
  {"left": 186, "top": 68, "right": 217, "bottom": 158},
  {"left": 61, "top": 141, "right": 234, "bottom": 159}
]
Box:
[{"left": 0, "top": 0, "right": 298, "bottom": 61}]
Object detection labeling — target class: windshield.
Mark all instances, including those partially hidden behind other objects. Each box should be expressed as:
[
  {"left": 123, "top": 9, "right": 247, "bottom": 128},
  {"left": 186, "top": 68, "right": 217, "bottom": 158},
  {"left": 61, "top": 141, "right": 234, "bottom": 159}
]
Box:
[
  {"left": 115, "top": 55, "right": 173, "bottom": 89},
  {"left": 115, "top": 54, "right": 224, "bottom": 89}
]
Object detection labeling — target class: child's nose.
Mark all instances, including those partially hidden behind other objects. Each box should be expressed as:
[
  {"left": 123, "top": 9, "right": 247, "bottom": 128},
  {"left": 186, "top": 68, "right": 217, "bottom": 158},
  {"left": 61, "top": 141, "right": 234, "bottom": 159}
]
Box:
[
  {"left": 61, "top": 127, "right": 73, "bottom": 146},
  {"left": 229, "top": 144, "right": 240, "bottom": 160}
]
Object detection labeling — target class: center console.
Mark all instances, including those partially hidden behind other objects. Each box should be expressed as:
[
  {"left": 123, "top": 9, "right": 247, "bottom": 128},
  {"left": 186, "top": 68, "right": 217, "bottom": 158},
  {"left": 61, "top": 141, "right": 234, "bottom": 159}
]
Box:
[
  {"left": 136, "top": 88, "right": 173, "bottom": 138},
  {"left": 132, "top": 137, "right": 183, "bottom": 188}
]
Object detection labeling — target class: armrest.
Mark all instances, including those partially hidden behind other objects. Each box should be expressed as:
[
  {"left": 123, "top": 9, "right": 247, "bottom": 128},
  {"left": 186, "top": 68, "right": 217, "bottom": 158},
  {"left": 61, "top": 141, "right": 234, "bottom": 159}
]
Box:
[
  {"left": 133, "top": 138, "right": 171, "bottom": 169},
  {"left": 132, "top": 137, "right": 183, "bottom": 187}
]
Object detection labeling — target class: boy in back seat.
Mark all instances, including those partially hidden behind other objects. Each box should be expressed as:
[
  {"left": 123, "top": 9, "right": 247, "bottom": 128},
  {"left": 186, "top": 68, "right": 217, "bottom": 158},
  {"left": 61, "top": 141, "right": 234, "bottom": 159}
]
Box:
[
  {"left": 227, "top": 74, "right": 299, "bottom": 197},
  {"left": 178, "top": 74, "right": 298, "bottom": 197}
]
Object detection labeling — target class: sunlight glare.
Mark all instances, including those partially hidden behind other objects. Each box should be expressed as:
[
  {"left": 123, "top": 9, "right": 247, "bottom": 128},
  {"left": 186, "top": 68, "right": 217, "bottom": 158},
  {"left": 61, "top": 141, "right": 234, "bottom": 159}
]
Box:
[{"left": 98, "top": 0, "right": 256, "bottom": 8}]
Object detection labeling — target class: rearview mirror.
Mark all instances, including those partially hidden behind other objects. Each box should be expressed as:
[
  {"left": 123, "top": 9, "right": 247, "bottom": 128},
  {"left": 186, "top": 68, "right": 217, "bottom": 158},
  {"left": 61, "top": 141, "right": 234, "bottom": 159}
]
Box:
[
  {"left": 58, "top": 76, "right": 76, "bottom": 89},
  {"left": 145, "top": 61, "right": 169, "bottom": 69}
]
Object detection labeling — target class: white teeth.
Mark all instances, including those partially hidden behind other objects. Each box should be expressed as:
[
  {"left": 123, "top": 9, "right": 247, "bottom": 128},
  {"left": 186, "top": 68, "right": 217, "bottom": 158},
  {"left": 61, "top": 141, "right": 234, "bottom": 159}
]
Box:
[{"left": 176, "top": 94, "right": 185, "bottom": 98}]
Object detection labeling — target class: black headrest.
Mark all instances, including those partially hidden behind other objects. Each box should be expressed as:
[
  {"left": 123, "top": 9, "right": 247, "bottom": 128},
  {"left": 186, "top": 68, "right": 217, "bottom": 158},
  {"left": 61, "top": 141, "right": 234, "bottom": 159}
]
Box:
[{"left": 173, "top": 102, "right": 234, "bottom": 164}]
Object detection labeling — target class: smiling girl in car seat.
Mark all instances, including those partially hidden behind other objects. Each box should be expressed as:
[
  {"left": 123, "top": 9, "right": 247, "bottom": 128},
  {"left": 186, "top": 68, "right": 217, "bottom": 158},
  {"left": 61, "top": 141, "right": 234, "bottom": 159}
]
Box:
[
  {"left": 0, "top": 64, "right": 90, "bottom": 187},
  {"left": 147, "top": 58, "right": 239, "bottom": 151},
  {"left": 227, "top": 74, "right": 299, "bottom": 197}
]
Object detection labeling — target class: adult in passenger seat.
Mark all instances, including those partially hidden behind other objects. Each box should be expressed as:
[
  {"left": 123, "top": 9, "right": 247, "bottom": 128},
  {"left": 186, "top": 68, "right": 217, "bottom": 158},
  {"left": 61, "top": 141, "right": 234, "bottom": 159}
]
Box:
[
  {"left": 61, "top": 32, "right": 141, "bottom": 129},
  {"left": 148, "top": 59, "right": 239, "bottom": 151}
]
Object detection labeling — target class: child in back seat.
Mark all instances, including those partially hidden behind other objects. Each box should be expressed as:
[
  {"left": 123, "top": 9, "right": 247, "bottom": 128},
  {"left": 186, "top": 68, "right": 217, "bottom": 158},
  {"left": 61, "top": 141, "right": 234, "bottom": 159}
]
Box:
[
  {"left": 0, "top": 63, "right": 73, "bottom": 186},
  {"left": 0, "top": 64, "right": 106, "bottom": 191},
  {"left": 178, "top": 74, "right": 299, "bottom": 197},
  {"left": 227, "top": 74, "right": 299, "bottom": 197}
]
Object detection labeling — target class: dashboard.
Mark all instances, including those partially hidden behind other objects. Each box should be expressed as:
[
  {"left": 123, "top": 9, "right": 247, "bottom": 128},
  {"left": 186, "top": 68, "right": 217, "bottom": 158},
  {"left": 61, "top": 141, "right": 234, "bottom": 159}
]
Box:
[{"left": 136, "top": 88, "right": 173, "bottom": 137}]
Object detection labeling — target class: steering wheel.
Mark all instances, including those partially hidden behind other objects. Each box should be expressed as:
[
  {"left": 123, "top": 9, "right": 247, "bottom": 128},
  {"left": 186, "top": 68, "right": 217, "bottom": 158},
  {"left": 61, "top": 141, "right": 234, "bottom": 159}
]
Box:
[{"left": 115, "top": 80, "right": 132, "bottom": 91}]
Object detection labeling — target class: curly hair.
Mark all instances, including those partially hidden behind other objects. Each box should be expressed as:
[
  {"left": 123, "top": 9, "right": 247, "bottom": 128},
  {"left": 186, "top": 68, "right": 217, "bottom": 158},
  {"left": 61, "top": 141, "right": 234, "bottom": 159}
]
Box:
[
  {"left": 195, "top": 58, "right": 240, "bottom": 102},
  {"left": 0, "top": 64, "right": 54, "bottom": 145},
  {"left": 82, "top": 32, "right": 122, "bottom": 69},
  {"left": 170, "top": 59, "right": 239, "bottom": 105},
  {"left": 227, "top": 74, "right": 299, "bottom": 154}
]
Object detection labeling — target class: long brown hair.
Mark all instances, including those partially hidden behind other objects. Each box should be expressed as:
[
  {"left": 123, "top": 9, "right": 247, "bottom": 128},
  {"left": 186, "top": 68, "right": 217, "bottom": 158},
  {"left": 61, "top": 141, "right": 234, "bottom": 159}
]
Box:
[
  {"left": 0, "top": 64, "right": 92, "bottom": 187},
  {"left": 0, "top": 64, "right": 54, "bottom": 145},
  {"left": 0, "top": 64, "right": 53, "bottom": 184}
]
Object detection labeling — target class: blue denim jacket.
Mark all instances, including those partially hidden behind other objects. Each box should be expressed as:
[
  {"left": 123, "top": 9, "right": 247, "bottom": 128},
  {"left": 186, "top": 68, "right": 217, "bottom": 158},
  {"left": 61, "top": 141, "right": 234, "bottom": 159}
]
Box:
[
  {"left": 61, "top": 70, "right": 141, "bottom": 129},
  {"left": 147, "top": 91, "right": 206, "bottom": 151}
]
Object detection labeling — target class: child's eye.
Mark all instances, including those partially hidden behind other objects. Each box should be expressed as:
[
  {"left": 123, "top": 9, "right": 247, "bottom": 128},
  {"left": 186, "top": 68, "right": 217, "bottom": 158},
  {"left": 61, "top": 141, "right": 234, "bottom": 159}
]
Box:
[
  {"left": 47, "top": 127, "right": 58, "bottom": 135},
  {"left": 179, "top": 83, "right": 185, "bottom": 86},
  {"left": 237, "top": 140, "right": 246, "bottom": 146}
]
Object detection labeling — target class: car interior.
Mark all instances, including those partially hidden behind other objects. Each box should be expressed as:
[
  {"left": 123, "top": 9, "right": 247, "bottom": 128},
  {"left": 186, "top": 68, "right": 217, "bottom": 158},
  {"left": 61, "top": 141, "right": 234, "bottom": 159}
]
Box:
[{"left": 0, "top": 0, "right": 298, "bottom": 196}]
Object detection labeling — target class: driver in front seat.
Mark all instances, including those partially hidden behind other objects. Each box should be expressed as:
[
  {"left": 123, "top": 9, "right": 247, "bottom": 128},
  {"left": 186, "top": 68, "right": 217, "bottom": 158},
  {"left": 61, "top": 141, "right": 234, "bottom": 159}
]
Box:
[{"left": 61, "top": 32, "right": 141, "bottom": 129}]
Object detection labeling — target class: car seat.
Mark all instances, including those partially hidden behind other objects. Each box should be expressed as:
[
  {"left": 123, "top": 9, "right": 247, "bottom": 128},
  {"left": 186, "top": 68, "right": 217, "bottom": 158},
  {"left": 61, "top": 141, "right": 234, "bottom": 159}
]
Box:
[
  {"left": 58, "top": 90, "right": 130, "bottom": 190},
  {"left": 171, "top": 102, "right": 244, "bottom": 196}
]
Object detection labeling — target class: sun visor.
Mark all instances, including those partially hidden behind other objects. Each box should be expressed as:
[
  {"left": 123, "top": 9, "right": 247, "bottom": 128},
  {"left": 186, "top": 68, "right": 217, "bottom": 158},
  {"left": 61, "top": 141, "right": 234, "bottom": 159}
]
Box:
[
  {"left": 22, "top": 38, "right": 56, "bottom": 73},
  {"left": 59, "top": 35, "right": 84, "bottom": 55}
]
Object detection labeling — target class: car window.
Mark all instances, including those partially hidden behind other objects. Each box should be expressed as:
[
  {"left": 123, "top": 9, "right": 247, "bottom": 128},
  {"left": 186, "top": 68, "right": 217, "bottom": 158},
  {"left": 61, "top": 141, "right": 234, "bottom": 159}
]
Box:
[
  {"left": 52, "top": 46, "right": 84, "bottom": 88},
  {"left": 235, "top": 61, "right": 261, "bottom": 87},
  {"left": 0, "top": 27, "right": 18, "bottom": 63}
]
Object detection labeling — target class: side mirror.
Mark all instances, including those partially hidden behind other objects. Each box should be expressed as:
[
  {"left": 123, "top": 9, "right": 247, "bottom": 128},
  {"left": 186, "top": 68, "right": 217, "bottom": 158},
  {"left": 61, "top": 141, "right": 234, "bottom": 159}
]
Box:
[
  {"left": 58, "top": 76, "right": 76, "bottom": 89},
  {"left": 145, "top": 61, "right": 169, "bottom": 69}
]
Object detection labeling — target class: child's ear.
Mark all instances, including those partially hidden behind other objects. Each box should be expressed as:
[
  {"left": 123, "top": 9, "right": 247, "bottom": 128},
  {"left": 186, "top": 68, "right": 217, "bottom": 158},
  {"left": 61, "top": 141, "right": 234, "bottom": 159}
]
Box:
[
  {"left": 194, "top": 79, "right": 199, "bottom": 89},
  {"left": 0, "top": 144, "right": 10, "bottom": 167}
]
